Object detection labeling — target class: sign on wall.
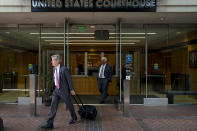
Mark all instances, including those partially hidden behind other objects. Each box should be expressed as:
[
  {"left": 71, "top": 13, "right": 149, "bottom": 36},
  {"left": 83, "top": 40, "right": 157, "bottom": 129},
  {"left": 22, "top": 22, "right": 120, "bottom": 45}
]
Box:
[
  {"left": 154, "top": 63, "right": 159, "bottom": 70},
  {"left": 126, "top": 54, "right": 133, "bottom": 63},
  {"left": 31, "top": 0, "right": 156, "bottom": 12},
  {"left": 125, "top": 54, "right": 133, "bottom": 80}
]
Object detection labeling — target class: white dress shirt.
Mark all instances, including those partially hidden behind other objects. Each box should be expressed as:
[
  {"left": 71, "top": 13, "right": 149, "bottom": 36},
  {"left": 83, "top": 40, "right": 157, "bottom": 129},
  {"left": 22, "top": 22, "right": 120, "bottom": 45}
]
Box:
[
  {"left": 54, "top": 64, "right": 60, "bottom": 87},
  {"left": 99, "top": 64, "right": 106, "bottom": 78}
]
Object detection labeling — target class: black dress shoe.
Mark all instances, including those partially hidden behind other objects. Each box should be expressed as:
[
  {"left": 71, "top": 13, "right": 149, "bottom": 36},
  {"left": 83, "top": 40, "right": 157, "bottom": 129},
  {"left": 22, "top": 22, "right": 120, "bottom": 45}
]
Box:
[
  {"left": 69, "top": 117, "right": 77, "bottom": 124},
  {"left": 41, "top": 123, "right": 54, "bottom": 130}
]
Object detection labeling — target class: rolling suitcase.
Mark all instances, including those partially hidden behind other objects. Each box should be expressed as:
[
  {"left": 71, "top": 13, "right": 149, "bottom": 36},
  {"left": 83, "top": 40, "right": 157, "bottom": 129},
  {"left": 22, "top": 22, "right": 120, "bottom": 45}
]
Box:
[{"left": 73, "top": 95, "right": 97, "bottom": 120}]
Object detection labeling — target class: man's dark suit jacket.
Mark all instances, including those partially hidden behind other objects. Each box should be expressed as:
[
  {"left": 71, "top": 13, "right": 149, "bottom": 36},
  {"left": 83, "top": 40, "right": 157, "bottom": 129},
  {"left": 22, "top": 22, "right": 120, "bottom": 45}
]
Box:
[
  {"left": 52, "top": 65, "right": 74, "bottom": 96},
  {"left": 98, "top": 64, "right": 112, "bottom": 82}
]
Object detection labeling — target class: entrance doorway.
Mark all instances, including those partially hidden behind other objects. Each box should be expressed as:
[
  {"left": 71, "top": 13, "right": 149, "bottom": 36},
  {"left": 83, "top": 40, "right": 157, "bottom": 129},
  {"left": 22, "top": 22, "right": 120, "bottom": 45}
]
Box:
[
  {"left": 43, "top": 23, "right": 147, "bottom": 105},
  {"left": 44, "top": 24, "right": 120, "bottom": 104},
  {"left": 1, "top": 22, "right": 196, "bottom": 105}
]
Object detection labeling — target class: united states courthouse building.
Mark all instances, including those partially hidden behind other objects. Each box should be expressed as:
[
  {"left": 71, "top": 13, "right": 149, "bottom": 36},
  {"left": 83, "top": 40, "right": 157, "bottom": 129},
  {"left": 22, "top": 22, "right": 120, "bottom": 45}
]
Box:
[{"left": 0, "top": 0, "right": 197, "bottom": 105}]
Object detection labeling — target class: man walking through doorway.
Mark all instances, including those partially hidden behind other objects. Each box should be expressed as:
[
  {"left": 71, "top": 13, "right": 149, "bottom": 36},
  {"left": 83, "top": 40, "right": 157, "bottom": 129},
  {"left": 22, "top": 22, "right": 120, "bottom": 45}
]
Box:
[
  {"left": 41, "top": 54, "right": 77, "bottom": 130},
  {"left": 98, "top": 57, "right": 112, "bottom": 104}
]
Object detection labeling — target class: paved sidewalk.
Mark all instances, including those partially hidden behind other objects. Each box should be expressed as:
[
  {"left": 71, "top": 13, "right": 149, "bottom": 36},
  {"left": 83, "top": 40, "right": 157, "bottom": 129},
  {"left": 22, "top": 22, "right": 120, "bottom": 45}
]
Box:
[{"left": 0, "top": 104, "right": 197, "bottom": 131}]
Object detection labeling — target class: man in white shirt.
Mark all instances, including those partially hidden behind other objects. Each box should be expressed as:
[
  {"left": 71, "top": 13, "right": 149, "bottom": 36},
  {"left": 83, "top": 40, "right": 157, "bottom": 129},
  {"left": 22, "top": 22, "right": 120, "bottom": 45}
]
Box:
[{"left": 98, "top": 57, "right": 112, "bottom": 104}]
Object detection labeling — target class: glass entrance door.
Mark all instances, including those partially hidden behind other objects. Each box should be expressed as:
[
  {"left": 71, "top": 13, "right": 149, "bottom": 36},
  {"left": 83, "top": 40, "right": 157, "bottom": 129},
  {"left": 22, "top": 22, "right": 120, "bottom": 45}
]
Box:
[
  {"left": 0, "top": 25, "right": 40, "bottom": 103},
  {"left": 40, "top": 26, "right": 65, "bottom": 102},
  {"left": 68, "top": 24, "right": 119, "bottom": 104},
  {"left": 121, "top": 24, "right": 146, "bottom": 104},
  {"left": 41, "top": 23, "right": 120, "bottom": 105}
]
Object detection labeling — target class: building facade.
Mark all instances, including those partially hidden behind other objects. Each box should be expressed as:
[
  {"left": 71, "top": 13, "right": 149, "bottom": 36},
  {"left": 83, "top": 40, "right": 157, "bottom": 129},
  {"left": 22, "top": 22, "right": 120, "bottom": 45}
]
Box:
[{"left": 0, "top": 0, "right": 197, "bottom": 105}]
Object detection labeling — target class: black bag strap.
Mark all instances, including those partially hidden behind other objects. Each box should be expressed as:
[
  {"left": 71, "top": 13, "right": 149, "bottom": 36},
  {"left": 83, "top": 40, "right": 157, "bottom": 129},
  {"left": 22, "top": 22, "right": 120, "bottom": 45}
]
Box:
[
  {"left": 72, "top": 94, "right": 84, "bottom": 108},
  {"left": 72, "top": 95, "right": 81, "bottom": 109}
]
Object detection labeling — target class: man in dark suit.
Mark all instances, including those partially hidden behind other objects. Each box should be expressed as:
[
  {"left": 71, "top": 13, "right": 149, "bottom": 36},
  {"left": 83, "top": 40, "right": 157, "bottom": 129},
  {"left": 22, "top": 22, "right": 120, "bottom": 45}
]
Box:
[
  {"left": 41, "top": 54, "right": 77, "bottom": 130},
  {"left": 98, "top": 57, "right": 112, "bottom": 104}
]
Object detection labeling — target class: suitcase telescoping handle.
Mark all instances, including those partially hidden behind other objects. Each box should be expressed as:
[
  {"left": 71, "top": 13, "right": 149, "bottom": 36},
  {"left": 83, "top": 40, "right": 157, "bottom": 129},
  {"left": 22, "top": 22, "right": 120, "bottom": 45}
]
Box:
[{"left": 72, "top": 94, "right": 84, "bottom": 108}]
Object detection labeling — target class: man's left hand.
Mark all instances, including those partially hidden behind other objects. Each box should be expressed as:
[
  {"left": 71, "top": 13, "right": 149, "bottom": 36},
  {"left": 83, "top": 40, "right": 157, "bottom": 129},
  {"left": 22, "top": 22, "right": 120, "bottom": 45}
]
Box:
[{"left": 71, "top": 90, "right": 76, "bottom": 96}]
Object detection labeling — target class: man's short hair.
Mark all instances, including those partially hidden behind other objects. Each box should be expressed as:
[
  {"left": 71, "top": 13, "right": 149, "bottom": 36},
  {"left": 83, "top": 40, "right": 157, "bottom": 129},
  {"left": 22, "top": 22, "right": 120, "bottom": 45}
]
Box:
[
  {"left": 101, "top": 57, "right": 107, "bottom": 62},
  {"left": 51, "top": 54, "right": 62, "bottom": 63}
]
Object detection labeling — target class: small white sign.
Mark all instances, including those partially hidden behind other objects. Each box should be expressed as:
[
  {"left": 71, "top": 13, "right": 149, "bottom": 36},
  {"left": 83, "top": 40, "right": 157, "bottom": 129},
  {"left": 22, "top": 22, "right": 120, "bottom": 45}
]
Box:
[{"left": 126, "top": 76, "right": 130, "bottom": 80}]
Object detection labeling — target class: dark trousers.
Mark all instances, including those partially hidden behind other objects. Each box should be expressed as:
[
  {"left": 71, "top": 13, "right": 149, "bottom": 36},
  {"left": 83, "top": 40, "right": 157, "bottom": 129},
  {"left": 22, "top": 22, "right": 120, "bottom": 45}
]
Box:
[
  {"left": 47, "top": 88, "right": 76, "bottom": 124},
  {"left": 98, "top": 78, "right": 109, "bottom": 101}
]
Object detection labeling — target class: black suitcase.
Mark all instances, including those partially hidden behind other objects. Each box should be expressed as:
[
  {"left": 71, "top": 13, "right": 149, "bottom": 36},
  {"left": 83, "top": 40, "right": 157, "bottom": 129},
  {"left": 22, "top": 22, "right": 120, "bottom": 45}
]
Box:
[{"left": 73, "top": 95, "right": 97, "bottom": 120}]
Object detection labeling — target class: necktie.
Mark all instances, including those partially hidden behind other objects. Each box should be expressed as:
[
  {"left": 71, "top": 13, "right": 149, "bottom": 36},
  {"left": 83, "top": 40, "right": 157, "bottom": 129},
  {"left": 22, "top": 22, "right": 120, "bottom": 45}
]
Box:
[
  {"left": 55, "top": 68, "right": 60, "bottom": 89},
  {"left": 100, "top": 65, "right": 104, "bottom": 78}
]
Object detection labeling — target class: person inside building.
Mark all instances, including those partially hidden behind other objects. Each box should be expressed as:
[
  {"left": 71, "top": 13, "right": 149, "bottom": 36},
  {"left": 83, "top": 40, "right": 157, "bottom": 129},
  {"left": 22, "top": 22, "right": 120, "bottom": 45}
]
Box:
[{"left": 97, "top": 57, "right": 112, "bottom": 104}]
